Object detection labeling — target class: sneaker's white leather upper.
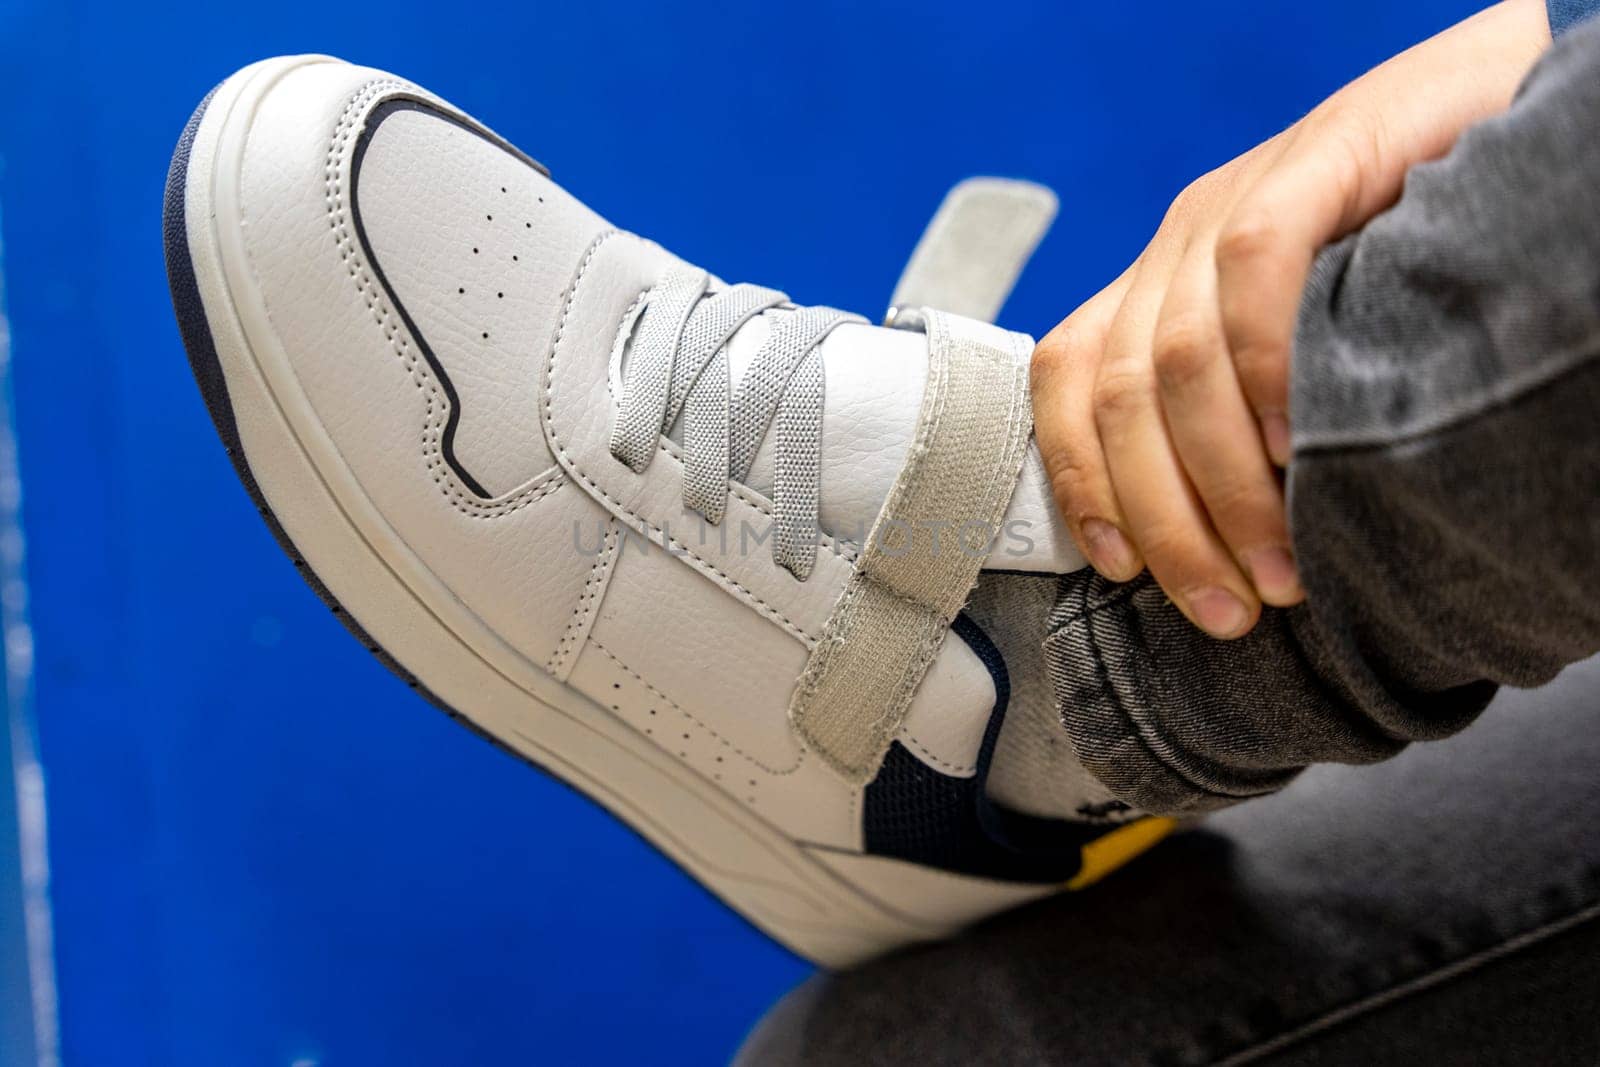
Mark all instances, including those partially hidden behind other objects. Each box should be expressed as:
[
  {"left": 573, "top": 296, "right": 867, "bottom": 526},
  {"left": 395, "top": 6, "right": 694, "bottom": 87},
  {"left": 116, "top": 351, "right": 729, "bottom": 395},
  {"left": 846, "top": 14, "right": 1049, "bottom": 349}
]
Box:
[{"left": 226, "top": 59, "right": 1088, "bottom": 859}]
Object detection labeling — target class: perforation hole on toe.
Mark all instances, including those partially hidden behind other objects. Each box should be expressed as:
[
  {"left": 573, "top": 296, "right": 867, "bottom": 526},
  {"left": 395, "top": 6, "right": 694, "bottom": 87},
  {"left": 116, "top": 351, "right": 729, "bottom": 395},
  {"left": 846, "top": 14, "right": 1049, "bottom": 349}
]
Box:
[{"left": 351, "top": 98, "right": 609, "bottom": 496}]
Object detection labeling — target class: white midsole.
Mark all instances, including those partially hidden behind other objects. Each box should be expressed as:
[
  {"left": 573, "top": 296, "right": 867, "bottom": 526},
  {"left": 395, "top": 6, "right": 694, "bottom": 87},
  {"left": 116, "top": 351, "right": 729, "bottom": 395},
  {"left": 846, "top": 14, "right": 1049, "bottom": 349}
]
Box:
[{"left": 181, "top": 55, "right": 944, "bottom": 967}]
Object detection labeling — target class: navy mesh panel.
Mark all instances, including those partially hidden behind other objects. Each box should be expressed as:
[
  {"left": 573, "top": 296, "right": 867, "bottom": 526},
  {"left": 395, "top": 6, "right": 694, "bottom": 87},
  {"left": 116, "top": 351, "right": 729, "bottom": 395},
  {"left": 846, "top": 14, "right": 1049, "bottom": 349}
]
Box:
[{"left": 861, "top": 615, "right": 1105, "bottom": 883}]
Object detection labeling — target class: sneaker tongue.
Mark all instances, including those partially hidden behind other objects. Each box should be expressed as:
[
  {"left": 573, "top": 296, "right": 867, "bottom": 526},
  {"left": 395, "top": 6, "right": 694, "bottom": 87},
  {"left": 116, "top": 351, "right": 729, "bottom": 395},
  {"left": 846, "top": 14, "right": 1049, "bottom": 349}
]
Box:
[{"left": 632, "top": 307, "right": 1082, "bottom": 574}]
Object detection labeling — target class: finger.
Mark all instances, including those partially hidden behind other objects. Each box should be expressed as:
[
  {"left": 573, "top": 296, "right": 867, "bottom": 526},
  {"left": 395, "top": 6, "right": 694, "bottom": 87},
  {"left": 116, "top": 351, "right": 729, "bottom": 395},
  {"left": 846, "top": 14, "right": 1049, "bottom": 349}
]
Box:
[
  {"left": 1152, "top": 242, "right": 1303, "bottom": 607},
  {"left": 1214, "top": 118, "right": 1378, "bottom": 464},
  {"left": 1032, "top": 271, "right": 1143, "bottom": 581},
  {"left": 1095, "top": 271, "right": 1261, "bottom": 638}
]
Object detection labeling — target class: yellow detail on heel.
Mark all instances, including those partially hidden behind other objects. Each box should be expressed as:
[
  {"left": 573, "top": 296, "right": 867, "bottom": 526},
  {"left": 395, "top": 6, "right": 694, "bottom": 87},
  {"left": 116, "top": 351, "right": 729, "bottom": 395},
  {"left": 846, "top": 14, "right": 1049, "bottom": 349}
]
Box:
[{"left": 1065, "top": 816, "right": 1177, "bottom": 891}]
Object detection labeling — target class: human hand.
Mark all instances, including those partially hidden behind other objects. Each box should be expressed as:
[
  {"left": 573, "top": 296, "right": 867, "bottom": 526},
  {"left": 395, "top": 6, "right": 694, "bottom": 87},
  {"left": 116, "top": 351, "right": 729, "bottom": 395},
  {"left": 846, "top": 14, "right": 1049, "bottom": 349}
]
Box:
[{"left": 1032, "top": 0, "right": 1551, "bottom": 638}]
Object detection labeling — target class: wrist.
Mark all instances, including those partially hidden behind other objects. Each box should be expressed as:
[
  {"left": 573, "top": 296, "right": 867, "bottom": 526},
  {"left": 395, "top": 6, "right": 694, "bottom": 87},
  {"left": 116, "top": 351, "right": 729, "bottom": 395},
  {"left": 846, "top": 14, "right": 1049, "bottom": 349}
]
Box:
[{"left": 1294, "top": 0, "right": 1549, "bottom": 220}]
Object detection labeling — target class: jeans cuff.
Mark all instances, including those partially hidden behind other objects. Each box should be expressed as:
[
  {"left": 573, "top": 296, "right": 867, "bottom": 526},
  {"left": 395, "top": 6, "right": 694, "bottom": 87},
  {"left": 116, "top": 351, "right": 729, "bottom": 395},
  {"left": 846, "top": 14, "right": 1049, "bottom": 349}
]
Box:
[{"left": 1043, "top": 572, "right": 1298, "bottom": 817}]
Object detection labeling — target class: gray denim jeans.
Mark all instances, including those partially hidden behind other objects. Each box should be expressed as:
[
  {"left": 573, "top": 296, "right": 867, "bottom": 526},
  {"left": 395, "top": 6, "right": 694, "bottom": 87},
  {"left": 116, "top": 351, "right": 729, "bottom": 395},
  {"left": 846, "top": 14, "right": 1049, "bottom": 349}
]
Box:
[{"left": 1044, "top": 17, "right": 1600, "bottom": 816}]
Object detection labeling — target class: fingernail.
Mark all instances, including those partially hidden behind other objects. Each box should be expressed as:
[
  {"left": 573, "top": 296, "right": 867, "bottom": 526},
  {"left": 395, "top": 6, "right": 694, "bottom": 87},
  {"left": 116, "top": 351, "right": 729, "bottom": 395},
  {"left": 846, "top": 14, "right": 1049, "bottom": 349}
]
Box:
[
  {"left": 1082, "top": 519, "right": 1136, "bottom": 579},
  {"left": 1262, "top": 412, "right": 1291, "bottom": 467},
  {"left": 1187, "top": 586, "right": 1249, "bottom": 638},
  {"left": 1244, "top": 546, "right": 1302, "bottom": 605}
]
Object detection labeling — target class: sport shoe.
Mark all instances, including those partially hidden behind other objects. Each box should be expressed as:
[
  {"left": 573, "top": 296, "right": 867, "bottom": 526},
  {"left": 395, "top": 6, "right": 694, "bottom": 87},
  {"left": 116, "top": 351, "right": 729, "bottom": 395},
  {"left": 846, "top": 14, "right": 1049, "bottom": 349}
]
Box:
[{"left": 163, "top": 55, "right": 1172, "bottom": 966}]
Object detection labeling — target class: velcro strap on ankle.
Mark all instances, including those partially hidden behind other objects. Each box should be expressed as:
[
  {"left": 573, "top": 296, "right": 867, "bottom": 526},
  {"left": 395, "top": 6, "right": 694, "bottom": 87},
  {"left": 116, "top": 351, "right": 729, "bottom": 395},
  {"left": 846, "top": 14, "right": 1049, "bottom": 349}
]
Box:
[{"left": 788, "top": 309, "right": 1034, "bottom": 784}]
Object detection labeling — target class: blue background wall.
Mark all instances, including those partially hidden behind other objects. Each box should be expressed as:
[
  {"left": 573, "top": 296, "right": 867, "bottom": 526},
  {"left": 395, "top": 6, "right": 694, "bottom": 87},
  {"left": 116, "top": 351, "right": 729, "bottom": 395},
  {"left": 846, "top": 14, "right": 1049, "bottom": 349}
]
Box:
[{"left": 0, "top": 0, "right": 1483, "bottom": 1063}]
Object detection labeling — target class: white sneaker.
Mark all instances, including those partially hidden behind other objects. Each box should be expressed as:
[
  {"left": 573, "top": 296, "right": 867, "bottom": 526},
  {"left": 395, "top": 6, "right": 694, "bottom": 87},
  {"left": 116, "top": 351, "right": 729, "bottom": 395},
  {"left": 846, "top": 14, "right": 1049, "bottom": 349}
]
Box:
[{"left": 164, "top": 55, "right": 1172, "bottom": 967}]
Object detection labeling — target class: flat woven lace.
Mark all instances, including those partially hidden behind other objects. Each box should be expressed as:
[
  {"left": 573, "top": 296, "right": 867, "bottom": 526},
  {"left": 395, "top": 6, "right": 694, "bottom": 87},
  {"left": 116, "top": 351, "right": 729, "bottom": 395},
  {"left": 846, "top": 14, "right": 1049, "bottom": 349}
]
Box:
[{"left": 609, "top": 266, "right": 862, "bottom": 580}]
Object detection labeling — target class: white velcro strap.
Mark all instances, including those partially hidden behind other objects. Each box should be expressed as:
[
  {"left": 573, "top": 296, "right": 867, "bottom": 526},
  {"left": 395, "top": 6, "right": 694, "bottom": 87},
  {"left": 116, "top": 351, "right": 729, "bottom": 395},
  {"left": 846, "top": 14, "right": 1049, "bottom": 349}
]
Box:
[
  {"left": 788, "top": 309, "right": 1034, "bottom": 784},
  {"left": 888, "top": 178, "right": 1058, "bottom": 326}
]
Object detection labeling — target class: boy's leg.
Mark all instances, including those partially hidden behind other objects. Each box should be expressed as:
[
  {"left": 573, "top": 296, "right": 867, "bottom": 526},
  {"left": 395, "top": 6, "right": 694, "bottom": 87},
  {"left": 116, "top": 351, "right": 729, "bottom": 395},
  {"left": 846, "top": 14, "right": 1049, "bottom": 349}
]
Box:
[{"left": 1044, "top": 17, "right": 1600, "bottom": 815}]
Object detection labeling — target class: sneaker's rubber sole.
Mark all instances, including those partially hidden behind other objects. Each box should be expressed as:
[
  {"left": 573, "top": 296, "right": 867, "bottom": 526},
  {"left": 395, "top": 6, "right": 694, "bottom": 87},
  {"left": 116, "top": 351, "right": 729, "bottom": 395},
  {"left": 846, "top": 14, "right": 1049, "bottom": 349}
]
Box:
[{"left": 161, "top": 56, "right": 949, "bottom": 968}]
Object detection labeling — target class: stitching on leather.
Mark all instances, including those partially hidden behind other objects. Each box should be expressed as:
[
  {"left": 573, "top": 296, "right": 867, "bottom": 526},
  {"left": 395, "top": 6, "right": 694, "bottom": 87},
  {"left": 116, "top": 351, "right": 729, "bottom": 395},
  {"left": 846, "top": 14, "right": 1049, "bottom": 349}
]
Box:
[
  {"left": 547, "top": 521, "right": 619, "bottom": 675},
  {"left": 324, "top": 79, "right": 564, "bottom": 522},
  {"left": 263, "top": 80, "right": 855, "bottom": 835},
  {"left": 589, "top": 638, "right": 803, "bottom": 776},
  {"left": 543, "top": 231, "right": 827, "bottom": 644},
  {"left": 606, "top": 291, "right": 647, "bottom": 399},
  {"left": 901, "top": 732, "right": 977, "bottom": 777}
]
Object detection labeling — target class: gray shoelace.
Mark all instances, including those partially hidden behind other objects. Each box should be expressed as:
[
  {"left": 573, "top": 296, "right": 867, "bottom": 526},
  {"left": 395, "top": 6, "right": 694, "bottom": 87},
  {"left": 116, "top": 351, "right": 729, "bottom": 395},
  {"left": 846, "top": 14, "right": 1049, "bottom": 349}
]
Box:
[{"left": 609, "top": 267, "right": 862, "bottom": 580}]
